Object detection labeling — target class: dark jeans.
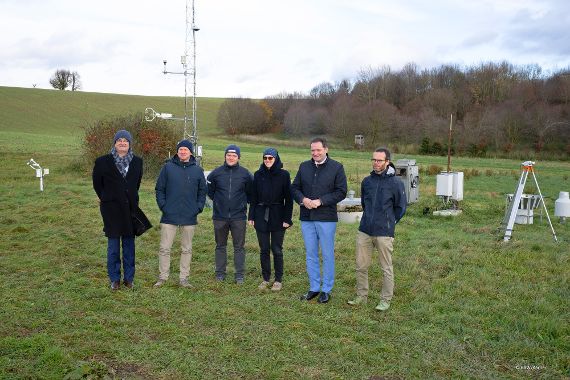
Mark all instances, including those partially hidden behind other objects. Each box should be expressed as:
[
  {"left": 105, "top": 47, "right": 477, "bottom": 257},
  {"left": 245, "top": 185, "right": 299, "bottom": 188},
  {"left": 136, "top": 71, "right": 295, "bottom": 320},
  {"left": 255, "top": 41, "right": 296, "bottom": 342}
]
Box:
[
  {"left": 214, "top": 219, "right": 246, "bottom": 280},
  {"left": 107, "top": 236, "right": 135, "bottom": 282},
  {"left": 256, "top": 229, "right": 285, "bottom": 282}
]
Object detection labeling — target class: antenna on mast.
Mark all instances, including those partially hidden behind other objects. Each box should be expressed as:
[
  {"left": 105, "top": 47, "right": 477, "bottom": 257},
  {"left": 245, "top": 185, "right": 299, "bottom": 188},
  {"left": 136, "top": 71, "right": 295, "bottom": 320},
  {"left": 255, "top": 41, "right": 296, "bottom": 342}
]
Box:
[{"left": 145, "top": 0, "right": 202, "bottom": 165}]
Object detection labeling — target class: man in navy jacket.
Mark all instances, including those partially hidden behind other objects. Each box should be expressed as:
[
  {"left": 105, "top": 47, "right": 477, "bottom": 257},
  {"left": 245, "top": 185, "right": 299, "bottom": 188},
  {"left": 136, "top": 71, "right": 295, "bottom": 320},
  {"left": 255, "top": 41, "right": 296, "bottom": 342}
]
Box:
[
  {"left": 291, "top": 137, "right": 347, "bottom": 304},
  {"left": 154, "top": 140, "right": 207, "bottom": 288},
  {"left": 207, "top": 144, "right": 253, "bottom": 284},
  {"left": 348, "top": 147, "right": 406, "bottom": 311}
]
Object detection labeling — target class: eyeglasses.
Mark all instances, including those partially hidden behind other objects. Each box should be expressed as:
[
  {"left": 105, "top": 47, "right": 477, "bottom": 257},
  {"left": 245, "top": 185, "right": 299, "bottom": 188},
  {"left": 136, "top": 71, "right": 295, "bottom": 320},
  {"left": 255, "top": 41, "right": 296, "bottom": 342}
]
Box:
[
  {"left": 263, "top": 156, "right": 274, "bottom": 161},
  {"left": 371, "top": 159, "right": 387, "bottom": 163}
]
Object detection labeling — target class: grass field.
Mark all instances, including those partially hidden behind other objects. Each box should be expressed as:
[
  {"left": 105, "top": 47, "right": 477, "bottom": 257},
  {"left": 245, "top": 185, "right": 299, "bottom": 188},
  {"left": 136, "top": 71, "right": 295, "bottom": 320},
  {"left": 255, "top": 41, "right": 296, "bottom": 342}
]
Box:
[{"left": 0, "top": 87, "right": 568, "bottom": 379}]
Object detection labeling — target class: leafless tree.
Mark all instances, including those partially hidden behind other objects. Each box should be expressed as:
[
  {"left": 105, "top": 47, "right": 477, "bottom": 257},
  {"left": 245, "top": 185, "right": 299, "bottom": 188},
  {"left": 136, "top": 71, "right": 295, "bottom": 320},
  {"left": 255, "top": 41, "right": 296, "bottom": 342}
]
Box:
[
  {"left": 217, "top": 98, "right": 268, "bottom": 135},
  {"left": 70, "top": 71, "right": 82, "bottom": 91}
]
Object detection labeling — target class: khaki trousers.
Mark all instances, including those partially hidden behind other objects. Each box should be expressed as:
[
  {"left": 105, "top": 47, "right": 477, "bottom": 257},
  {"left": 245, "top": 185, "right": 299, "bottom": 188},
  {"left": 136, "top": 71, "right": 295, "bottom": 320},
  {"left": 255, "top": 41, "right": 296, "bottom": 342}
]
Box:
[
  {"left": 355, "top": 231, "right": 394, "bottom": 301},
  {"left": 158, "top": 223, "right": 196, "bottom": 281}
]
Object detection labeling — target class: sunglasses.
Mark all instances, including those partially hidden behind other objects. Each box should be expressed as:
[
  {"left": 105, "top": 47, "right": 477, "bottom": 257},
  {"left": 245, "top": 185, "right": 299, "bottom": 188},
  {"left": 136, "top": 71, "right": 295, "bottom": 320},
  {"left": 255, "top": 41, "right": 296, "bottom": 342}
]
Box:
[{"left": 263, "top": 156, "right": 274, "bottom": 161}]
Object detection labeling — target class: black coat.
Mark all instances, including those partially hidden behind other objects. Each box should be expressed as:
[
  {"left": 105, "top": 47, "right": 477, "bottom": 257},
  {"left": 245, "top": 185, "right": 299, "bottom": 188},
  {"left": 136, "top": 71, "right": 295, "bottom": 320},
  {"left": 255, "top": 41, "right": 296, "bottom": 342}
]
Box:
[
  {"left": 248, "top": 156, "right": 293, "bottom": 232},
  {"left": 207, "top": 162, "right": 253, "bottom": 221},
  {"left": 291, "top": 155, "right": 347, "bottom": 222},
  {"left": 93, "top": 154, "right": 143, "bottom": 238}
]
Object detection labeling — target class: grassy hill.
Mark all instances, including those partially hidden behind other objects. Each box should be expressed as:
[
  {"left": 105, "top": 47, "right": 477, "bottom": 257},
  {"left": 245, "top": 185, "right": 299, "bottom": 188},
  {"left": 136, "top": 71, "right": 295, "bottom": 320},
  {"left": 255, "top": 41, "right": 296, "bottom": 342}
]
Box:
[
  {"left": 0, "top": 86, "right": 568, "bottom": 379},
  {"left": 0, "top": 86, "right": 225, "bottom": 137}
]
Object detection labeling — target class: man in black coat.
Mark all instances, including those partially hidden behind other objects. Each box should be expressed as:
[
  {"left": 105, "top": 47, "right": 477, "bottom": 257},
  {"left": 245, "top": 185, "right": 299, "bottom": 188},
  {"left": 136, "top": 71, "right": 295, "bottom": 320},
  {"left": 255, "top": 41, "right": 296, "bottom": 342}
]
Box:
[
  {"left": 92, "top": 130, "right": 143, "bottom": 290},
  {"left": 248, "top": 148, "right": 293, "bottom": 291},
  {"left": 206, "top": 144, "right": 253, "bottom": 284},
  {"left": 291, "top": 137, "right": 347, "bottom": 303},
  {"left": 154, "top": 140, "right": 207, "bottom": 288}
]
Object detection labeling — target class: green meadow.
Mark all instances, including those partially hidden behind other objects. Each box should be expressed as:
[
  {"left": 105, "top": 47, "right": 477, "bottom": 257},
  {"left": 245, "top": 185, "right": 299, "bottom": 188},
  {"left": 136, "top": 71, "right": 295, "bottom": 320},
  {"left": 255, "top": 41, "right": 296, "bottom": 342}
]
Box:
[{"left": 0, "top": 86, "right": 568, "bottom": 379}]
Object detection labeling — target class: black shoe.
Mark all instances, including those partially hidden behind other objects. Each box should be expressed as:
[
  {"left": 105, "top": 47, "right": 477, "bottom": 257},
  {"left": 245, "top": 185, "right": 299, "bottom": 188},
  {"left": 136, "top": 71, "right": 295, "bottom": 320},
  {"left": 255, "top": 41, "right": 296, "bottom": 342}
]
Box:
[
  {"left": 317, "top": 292, "right": 330, "bottom": 303},
  {"left": 123, "top": 280, "right": 133, "bottom": 289},
  {"left": 300, "top": 291, "right": 320, "bottom": 301},
  {"left": 110, "top": 281, "right": 120, "bottom": 290}
]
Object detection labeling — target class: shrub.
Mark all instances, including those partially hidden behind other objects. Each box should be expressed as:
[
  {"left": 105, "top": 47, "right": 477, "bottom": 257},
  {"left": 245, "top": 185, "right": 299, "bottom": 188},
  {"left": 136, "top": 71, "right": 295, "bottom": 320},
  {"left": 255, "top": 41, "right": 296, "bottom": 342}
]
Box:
[
  {"left": 427, "top": 164, "right": 443, "bottom": 175},
  {"left": 83, "top": 113, "right": 180, "bottom": 179}
]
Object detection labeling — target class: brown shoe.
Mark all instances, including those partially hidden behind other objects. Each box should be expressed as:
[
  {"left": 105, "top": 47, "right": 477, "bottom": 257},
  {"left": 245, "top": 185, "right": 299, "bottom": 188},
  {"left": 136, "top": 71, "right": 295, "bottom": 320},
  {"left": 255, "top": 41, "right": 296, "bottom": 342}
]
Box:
[
  {"left": 123, "top": 280, "right": 133, "bottom": 289},
  {"left": 110, "top": 281, "right": 120, "bottom": 290}
]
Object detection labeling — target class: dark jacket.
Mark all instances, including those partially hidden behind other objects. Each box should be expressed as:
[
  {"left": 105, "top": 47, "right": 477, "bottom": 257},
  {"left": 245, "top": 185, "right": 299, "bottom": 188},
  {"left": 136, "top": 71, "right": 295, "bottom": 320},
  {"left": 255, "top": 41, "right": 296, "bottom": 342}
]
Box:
[
  {"left": 291, "top": 155, "right": 347, "bottom": 222},
  {"left": 358, "top": 164, "right": 407, "bottom": 237},
  {"left": 207, "top": 162, "right": 253, "bottom": 221},
  {"left": 92, "top": 154, "right": 143, "bottom": 238},
  {"left": 248, "top": 156, "right": 293, "bottom": 232},
  {"left": 155, "top": 155, "right": 207, "bottom": 225}
]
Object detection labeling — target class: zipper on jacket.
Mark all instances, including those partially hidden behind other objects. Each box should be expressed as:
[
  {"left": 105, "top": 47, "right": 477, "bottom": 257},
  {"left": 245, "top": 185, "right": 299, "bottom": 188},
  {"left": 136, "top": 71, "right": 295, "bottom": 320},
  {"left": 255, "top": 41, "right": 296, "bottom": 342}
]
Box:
[{"left": 228, "top": 168, "right": 233, "bottom": 219}]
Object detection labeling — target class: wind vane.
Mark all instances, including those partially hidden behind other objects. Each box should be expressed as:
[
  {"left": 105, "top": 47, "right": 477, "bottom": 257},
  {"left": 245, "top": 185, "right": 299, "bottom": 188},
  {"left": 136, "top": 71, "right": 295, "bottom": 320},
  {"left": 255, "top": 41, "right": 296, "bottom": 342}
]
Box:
[{"left": 145, "top": 0, "right": 202, "bottom": 164}]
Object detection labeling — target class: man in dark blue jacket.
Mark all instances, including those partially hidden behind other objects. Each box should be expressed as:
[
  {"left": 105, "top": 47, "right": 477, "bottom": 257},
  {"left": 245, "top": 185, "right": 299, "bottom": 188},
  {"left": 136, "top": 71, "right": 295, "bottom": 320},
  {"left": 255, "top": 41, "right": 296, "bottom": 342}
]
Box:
[
  {"left": 154, "top": 140, "right": 207, "bottom": 288},
  {"left": 207, "top": 144, "right": 253, "bottom": 284},
  {"left": 347, "top": 147, "right": 406, "bottom": 311},
  {"left": 292, "top": 137, "right": 347, "bottom": 304}
]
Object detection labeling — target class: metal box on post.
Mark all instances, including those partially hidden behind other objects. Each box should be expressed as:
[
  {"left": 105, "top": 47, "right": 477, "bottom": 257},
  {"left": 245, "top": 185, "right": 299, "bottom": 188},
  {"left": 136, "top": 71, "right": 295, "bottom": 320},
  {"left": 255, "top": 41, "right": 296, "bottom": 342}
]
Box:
[{"left": 395, "top": 159, "right": 419, "bottom": 204}]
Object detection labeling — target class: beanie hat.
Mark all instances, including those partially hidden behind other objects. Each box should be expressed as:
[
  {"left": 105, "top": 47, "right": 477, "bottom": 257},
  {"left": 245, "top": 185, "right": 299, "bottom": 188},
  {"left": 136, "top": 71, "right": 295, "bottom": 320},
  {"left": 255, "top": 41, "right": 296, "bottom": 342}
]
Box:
[
  {"left": 263, "top": 147, "right": 278, "bottom": 158},
  {"left": 176, "top": 139, "right": 194, "bottom": 154},
  {"left": 114, "top": 130, "right": 132, "bottom": 144},
  {"left": 225, "top": 144, "right": 241, "bottom": 158}
]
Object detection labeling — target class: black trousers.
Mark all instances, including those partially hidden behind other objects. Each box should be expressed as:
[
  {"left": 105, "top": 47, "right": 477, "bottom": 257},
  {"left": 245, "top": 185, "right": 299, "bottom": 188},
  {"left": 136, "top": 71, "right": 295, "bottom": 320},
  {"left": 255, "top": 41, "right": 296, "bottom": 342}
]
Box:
[{"left": 256, "top": 229, "right": 285, "bottom": 282}]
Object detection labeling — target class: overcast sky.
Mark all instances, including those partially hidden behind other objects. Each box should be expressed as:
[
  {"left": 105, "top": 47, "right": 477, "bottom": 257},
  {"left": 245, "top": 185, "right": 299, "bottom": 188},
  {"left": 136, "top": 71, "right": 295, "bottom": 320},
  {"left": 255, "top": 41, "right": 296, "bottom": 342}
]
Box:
[{"left": 2, "top": 0, "right": 569, "bottom": 98}]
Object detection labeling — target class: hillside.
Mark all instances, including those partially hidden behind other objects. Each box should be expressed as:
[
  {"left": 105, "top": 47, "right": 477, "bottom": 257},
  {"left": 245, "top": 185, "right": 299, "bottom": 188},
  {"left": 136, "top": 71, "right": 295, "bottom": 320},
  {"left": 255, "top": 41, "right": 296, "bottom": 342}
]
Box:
[{"left": 0, "top": 86, "right": 224, "bottom": 137}]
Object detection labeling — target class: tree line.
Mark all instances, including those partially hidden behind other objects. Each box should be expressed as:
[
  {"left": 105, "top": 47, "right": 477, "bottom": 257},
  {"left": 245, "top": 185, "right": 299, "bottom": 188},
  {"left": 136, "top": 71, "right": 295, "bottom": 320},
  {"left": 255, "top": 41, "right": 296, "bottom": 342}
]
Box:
[{"left": 217, "top": 61, "right": 570, "bottom": 157}]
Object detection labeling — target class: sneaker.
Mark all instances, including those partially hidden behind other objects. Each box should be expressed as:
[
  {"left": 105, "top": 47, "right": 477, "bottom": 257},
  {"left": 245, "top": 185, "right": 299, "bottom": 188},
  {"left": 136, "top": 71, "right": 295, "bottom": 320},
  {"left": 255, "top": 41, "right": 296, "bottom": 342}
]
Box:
[
  {"left": 153, "top": 279, "right": 166, "bottom": 288},
  {"left": 375, "top": 300, "right": 390, "bottom": 311},
  {"left": 179, "top": 279, "right": 193, "bottom": 288},
  {"left": 347, "top": 296, "right": 367, "bottom": 306},
  {"left": 271, "top": 281, "right": 282, "bottom": 291},
  {"left": 258, "top": 281, "right": 270, "bottom": 290},
  {"left": 235, "top": 278, "right": 244, "bottom": 285},
  {"left": 215, "top": 275, "right": 225, "bottom": 282}
]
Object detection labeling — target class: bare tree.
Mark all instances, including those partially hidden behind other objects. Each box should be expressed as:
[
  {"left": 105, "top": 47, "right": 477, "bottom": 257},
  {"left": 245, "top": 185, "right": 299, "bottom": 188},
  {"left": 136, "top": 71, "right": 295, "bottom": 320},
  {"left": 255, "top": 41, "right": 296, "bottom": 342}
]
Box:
[
  {"left": 70, "top": 71, "right": 82, "bottom": 91},
  {"left": 49, "top": 69, "right": 71, "bottom": 90},
  {"left": 217, "top": 98, "right": 267, "bottom": 135}
]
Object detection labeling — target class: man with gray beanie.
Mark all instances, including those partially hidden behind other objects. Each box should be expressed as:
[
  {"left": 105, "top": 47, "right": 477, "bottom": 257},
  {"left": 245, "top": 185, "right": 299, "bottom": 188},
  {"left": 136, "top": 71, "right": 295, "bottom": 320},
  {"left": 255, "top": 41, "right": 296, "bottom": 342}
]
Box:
[
  {"left": 154, "top": 139, "right": 207, "bottom": 288},
  {"left": 207, "top": 144, "right": 253, "bottom": 284}
]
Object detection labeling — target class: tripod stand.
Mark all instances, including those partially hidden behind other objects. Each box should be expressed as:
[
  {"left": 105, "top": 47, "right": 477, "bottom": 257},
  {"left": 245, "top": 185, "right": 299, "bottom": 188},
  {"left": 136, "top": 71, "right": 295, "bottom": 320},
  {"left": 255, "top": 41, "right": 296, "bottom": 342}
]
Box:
[{"left": 502, "top": 161, "right": 557, "bottom": 242}]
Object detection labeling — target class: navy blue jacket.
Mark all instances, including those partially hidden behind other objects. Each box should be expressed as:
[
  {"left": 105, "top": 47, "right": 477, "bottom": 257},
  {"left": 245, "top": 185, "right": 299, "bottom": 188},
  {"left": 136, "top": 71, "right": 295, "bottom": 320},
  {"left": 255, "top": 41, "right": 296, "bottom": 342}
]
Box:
[
  {"left": 207, "top": 162, "right": 253, "bottom": 221},
  {"left": 155, "top": 155, "right": 207, "bottom": 225},
  {"left": 291, "top": 155, "right": 347, "bottom": 222},
  {"left": 248, "top": 155, "right": 293, "bottom": 232},
  {"left": 358, "top": 164, "right": 407, "bottom": 237}
]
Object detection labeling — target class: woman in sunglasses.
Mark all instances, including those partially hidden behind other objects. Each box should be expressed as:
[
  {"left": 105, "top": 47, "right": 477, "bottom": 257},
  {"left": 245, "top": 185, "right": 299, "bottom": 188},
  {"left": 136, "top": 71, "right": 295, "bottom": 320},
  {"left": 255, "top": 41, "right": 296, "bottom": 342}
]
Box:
[{"left": 248, "top": 148, "right": 293, "bottom": 291}]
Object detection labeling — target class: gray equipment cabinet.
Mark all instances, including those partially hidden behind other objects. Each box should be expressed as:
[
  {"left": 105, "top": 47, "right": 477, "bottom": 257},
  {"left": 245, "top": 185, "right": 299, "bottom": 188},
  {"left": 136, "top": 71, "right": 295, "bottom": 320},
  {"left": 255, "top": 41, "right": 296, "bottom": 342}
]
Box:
[{"left": 395, "top": 159, "right": 419, "bottom": 204}]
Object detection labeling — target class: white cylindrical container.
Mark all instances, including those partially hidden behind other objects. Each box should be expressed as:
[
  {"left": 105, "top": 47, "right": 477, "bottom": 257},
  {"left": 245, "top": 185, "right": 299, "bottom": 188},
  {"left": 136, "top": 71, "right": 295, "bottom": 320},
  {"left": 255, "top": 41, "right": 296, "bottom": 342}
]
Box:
[{"left": 555, "top": 191, "right": 570, "bottom": 222}]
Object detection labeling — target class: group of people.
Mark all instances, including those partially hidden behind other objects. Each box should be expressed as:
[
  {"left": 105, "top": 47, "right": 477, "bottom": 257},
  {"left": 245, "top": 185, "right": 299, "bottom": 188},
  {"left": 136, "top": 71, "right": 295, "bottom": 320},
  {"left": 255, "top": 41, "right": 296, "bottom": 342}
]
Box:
[{"left": 92, "top": 131, "right": 406, "bottom": 311}]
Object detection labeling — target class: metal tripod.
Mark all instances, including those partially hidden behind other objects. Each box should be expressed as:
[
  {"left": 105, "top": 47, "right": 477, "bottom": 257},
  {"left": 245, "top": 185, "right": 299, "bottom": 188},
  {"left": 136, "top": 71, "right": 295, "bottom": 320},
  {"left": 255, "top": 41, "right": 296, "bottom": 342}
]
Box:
[{"left": 502, "top": 161, "right": 557, "bottom": 242}]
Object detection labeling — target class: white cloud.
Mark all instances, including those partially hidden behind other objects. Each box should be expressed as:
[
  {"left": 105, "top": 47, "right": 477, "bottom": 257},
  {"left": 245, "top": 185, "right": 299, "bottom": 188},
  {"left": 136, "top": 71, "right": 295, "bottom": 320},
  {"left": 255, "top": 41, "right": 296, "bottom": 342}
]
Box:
[{"left": 1, "top": 0, "right": 569, "bottom": 98}]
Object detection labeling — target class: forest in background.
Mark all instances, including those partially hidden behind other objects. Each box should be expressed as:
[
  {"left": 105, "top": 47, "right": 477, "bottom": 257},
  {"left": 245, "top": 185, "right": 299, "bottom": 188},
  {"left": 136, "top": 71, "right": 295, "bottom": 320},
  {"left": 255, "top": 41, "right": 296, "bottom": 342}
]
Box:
[{"left": 218, "top": 61, "right": 570, "bottom": 157}]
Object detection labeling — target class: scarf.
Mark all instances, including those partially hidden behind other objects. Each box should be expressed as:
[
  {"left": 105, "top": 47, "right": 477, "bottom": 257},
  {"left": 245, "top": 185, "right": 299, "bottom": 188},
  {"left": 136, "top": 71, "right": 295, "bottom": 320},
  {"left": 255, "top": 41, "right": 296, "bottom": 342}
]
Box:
[{"left": 111, "top": 147, "right": 133, "bottom": 178}]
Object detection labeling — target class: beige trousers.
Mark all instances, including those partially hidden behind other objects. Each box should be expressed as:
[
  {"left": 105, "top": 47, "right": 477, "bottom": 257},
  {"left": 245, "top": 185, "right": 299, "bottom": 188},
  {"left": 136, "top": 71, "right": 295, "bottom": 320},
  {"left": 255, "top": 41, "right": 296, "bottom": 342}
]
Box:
[
  {"left": 355, "top": 231, "right": 394, "bottom": 301},
  {"left": 158, "top": 223, "right": 196, "bottom": 281}
]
